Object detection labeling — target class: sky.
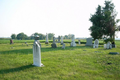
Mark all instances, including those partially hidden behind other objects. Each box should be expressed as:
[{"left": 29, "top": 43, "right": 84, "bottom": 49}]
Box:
[{"left": 0, "top": 0, "right": 120, "bottom": 38}]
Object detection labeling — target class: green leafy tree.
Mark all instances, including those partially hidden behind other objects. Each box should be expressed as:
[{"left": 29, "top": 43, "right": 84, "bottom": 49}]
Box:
[
  {"left": 89, "top": 0, "right": 120, "bottom": 42},
  {"left": 89, "top": 5, "right": 104, "bottom": 40},
  {"left": 64, "top": 35, "right": 69, "bottom": 39},
  {"left": 48, "top": 33, "right": 55, "bottom": 40},
  {"left": 11, "top": 34, "right": 16, "bottom": 39},
  {"left": 17, "top": 32, "right": 28, "bottom": 40},
  {"left": 102, "top": 1, "right": 120, "bottom": 41},
  {"left": 30, "top": 33, "right": 46, "bottom": 40},
  {"left": 39, "top": 33, "right": 45, "bottom": 40},
  {"left": 30, "top": 32, "right": 39, "bottom": 40}
]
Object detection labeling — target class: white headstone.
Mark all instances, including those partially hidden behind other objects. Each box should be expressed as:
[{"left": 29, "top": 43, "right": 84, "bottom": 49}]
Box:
[
  {"left": 85, "top": 38, "right": 93, "bottom": 46},
  {"left": 61, "top": 36, "right": 63, "bottom": 45},
  {"left": 62, "top": 43, "right": 65, "bottom": 49},
  {"left": 33, "top": 41, "right": 43, "bottom": 67},
  {"left": 106, "top": 41, "right": 112, "bottom": 49},
  {"left": 93, "top": 39, "right": 99, "bottom": 48},
  {"left": 70, "top": 34, "right": 76, "bottom": 47},
  {"left": 45, "top": 33, "right": 49, "bottom": 44},
  {"left": 104, "top": 44, "right": 106, "bottom": 49}
]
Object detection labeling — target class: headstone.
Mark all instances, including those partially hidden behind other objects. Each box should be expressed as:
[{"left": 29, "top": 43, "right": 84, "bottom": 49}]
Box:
[
  {"left": 104, "top": 44, "right": 106, "bottom": 49},
  {"left": 45, "top": 33, "right": 49, "bottom": 44},
  {"left": 51, "top": 37, "right": 57, "bottom": 48},
  {"left": 93, "top": 39, "right": 99, "bottom": 48},
  {"left": 34, "top": 35, "right": 41, "bottom": 47},
  {"left": 112, "top": 42, "right": 116, "bottom": 48},
  {"left": 78, "top": 40, "right": 81, "bottom": 45},
  {"left": 62, "top": 43, "right": 65, "bottom": 49},
  {"left": 33, "top": 38, "right": 44, "bottom": 67},
  {"left": 58, "top": 36, "right": 61, "bottom": 43},
  {"left": 61, "top": 36, "right": 63, "bottom": 45},
  {"left": 85, "top": 38, "right": 92, "bottom": 46},
  {"left": 10, "top": 39, "right": 13, "bottom": 44},
  {"left": 106, "top": 41, "right": 112, "bottom": 49},
  {"left": 70, "top": 34, "right": 76, "bottom": 47}
]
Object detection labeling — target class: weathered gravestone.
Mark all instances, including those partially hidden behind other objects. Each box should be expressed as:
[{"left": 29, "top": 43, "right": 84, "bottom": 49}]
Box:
[
  {"left": 104, "top": 44, "right": 106, "bottom": 48},
  {"left": 85, "top": 38, "right": 93, "bottom": 46},
  {"left": 106, "top": 41, "right": 112, "bottom": 49},
  {"left": 10, "top": 39, "right": 13, "bottom": 44},
  {"left": 62, "top": 43, "right": 65, "bottom": 49},
  {"left": 78, "top": 39, "right": 81, "bottom": 45},
  {"left": 45, "top": 33, "right": 49, "bottom": 44},
  {"left": 51, "top": 37, "right": 57, "bottom": 48},
  {"left": 58, "top": 36, "right": 61, "bottom": 43},
  {"left": 33, "top": 36, "right": 44, "bottom": 67},
  {"left": 93, "top": 39, "right": 99, "bottom": 48},
  {"left": 70, "top": 34, "right": 76, "bottom": 47},
  {"left": 61, "top": 36, "right": 63, "bottom": 45}
]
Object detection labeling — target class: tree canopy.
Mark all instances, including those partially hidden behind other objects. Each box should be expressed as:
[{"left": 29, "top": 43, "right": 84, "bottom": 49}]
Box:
[
  {"left": 16, "top": 32, "right": 28, "bottom": 40},
  {"left": 89, "top": 0, "right": 120, "bottom": 42},
  {"left": 11, "top": 34, "right": 16, "bottom": 39}
]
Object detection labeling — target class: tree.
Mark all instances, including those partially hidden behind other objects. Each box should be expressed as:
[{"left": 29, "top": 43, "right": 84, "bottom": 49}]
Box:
[
  {"left": 30, "top": 32, "right": 39, "bottom": 40},
  {"left": 68, "top": 34, "right": 73, "bottom": 39},
  {"left": 64, "top": 35, "right": 69, "bottom": 39},
  {"left": 48, "top": 33, "right": 55, "bottom": 40},
  {"left": 17, "top": 32, "right": 28, "bottom": 40},
  {"left": 89, "top": 5, "right": 104, "bottom": 40},
  {"left": 39, "top": 33, "right": 45, "bottom": 40},
  {"left": 30, "top": 33, "right": 46, "bottom": 40},
  {"left": 11, "top": 34, "right": 16, "bottom": 39},
  {"left": 102, "top": 1, "right": 120, "bottom": 41},
  {"left": 89, "top": 0, "right": 120, "bottom": 42}
]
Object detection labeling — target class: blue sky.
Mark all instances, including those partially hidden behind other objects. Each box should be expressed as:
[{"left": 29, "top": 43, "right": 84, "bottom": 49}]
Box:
[{"left": 0, "top": 0, "right": 120, "bottom": 38}]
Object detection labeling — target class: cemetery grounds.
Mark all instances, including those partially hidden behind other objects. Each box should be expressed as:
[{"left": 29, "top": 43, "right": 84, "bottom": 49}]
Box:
[{"left": 0, "top": 39, "right": 120, "bottom": 80}]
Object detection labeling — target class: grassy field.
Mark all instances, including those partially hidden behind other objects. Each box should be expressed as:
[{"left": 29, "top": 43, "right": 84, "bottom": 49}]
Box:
[{"left": 0, "top": 40, "right": 120, "bottom": 80}]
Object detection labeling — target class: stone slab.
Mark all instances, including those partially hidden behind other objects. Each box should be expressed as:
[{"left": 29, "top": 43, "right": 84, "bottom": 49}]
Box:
[{"left": 109, "top": 52, "right": 119, "bottom": 55}]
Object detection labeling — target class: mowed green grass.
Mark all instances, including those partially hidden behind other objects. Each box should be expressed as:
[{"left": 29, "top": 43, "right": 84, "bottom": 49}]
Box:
[{"left": 0, "top": 40, "right": 120, "bottom": 80}]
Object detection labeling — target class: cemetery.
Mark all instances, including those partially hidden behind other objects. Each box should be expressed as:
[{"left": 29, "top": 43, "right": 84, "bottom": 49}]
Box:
[
  {"left": 0, "top": 38, "right": 120, "bottom": 80},
  {"left": 0, "top": 0, "right": 120, "bottom": 80}
]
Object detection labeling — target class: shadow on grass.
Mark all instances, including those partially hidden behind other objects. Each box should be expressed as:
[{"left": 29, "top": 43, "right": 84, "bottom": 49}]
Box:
[
  {"left": 0, "top": 45, "right": 93, "bottom": 54},
  {"left": 0, "top": 64, "right": 34, "bottom": 74}
]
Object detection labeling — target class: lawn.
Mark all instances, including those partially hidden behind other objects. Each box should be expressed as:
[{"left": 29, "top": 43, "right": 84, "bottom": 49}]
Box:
[{"left": 0, "top": 40, "right": 120, "bottom": 80}]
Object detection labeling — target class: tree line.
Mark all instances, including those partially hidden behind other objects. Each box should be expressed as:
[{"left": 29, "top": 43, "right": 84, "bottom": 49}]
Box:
[{"left": 11, "top": 32, "right": 74, "bottom": 40}]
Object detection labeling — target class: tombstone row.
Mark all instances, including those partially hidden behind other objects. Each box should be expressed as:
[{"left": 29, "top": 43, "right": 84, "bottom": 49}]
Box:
[
  {"left": 33, "top": 35, "right": 116, "bottom": 67},
  {"left": 85, "top": 38, "right": 116, "bottom": 49}
]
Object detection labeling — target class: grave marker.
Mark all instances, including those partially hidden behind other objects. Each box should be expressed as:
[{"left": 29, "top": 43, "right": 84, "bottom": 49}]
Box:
[
  {"left": 93, "top": 39, "right": 99, "bottom": 48},
  {"left": 45, "top": 33, "right": 49, "bottom": 44},
  {"left": 62, "top": 43, "right": 65, "bottom": 49},
  {"left": 70, "top": 34, "right": 76, "bottom": 47},
  {"left": 85, "top": 38, "right": 92, "bottom": 46},
  {"left": 33, "top": 36, "right": 44, "bottom": 67},
  {"left": 61, "top": 36, "right": 63, "bottom": 45},
  {"left": 10, "top": 39, "right": 13, "bottom": 44},
  {"left": 51, "top": 37, "right": 57, "bottom": 48}
]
